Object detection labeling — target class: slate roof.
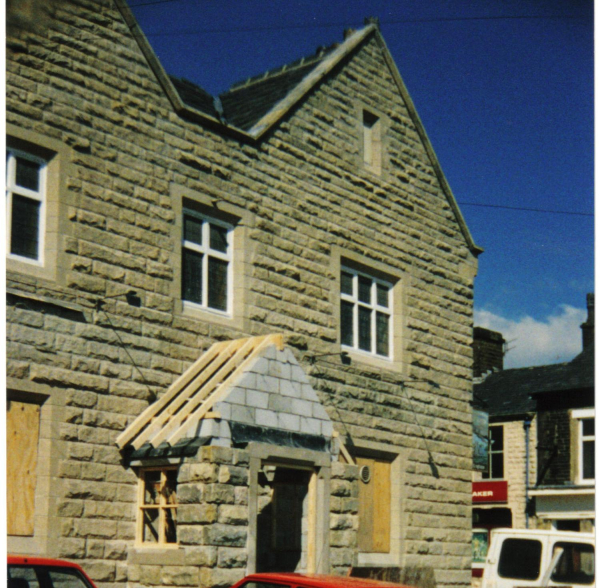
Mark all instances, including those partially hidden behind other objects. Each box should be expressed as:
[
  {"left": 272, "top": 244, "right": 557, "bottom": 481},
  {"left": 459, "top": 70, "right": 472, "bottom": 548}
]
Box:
[
  {"left": 168, "top": 44, "right": 342, "bottom": 129},
  {"left": 169, "top": 76, "right": 221, "bottom": 119},
  {"left": 219, "top": 44, "right": 338, "bottom": 130},
  {"left": 116, "top": 333, "right": 336, "bottom": 453},
  {"left": 116, "top": 334, "right": 286, "bottom": 450},
  {"left": 475, "top": 344, "right": 595, "bottom": 417}
]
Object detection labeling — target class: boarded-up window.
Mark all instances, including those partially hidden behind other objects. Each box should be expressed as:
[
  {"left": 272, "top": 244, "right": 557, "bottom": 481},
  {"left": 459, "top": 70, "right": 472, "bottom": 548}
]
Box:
[
  {"left": 7, "top": 400, "right": 41, "bottom": 536},
  {"left": 356, "top": 456, "right": 391, "bottom": 553}
]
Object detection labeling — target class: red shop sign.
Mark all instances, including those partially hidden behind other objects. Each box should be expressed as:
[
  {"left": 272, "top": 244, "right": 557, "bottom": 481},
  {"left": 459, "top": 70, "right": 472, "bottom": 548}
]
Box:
[{"left": 472, "top": 481, "right": 508, "bottom": 503}]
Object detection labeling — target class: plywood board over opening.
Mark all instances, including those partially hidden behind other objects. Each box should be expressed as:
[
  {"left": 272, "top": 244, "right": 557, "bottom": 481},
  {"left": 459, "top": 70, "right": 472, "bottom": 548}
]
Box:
[
  {"left": 7, "top": 400, "right": 41, "bottom": 536},
  {"left": 356, "top": 456, "right": 391, "bottom": 553}
]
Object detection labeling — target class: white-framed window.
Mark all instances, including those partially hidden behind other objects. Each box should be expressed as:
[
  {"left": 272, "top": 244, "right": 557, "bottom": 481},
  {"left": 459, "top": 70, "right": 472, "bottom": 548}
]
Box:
[
  {"left": 6, "top": 148, "right": 47, "bottom": 264},
  {"left": 340, "top": 266, "right": 392, "bottom": 358},
  {"left": 573, "top": 409, "right": 595, "bottom": 483},
  {"left": 482, "top": 424, "right": 504, "bottom": 480},
  {"left": 181, "top": 209, "right": 232, "bottom": 314},
  {"left": 137, "top": 468, "right": 178, "bottom": 546}
]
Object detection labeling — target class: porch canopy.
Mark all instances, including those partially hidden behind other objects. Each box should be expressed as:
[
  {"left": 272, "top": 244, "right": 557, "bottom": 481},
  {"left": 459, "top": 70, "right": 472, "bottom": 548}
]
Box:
[{"left": 116, "top": 334, "right": 336, "bottom": 459}]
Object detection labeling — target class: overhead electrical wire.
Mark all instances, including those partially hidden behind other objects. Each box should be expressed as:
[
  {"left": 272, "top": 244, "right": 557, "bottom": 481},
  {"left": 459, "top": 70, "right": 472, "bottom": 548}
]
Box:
[
  {"left": 456, "top": 202, "right": 593, "bottom": 217},
  {"left": 123, "top": 3, "right": 592, "bottom": 220},
  {"left": 125, "top": 4, "right": 585, "bottom": 36}
]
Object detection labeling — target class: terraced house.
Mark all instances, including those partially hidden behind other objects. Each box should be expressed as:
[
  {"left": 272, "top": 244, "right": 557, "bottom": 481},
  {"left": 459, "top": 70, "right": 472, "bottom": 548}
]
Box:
[{"left": 6, "top": 2, "right": 482, "bottom": 588}]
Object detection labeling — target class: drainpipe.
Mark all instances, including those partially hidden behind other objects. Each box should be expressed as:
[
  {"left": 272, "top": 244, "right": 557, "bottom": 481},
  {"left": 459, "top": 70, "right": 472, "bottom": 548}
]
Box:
[{"left": 524, "top": 415, "right": 532, "bottom": 529}]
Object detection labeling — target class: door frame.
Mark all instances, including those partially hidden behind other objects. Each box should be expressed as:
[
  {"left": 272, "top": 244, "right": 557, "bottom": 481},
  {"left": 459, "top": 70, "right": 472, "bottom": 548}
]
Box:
[{"left": 247, "top": 443, "right": 331, "bottom": 574}]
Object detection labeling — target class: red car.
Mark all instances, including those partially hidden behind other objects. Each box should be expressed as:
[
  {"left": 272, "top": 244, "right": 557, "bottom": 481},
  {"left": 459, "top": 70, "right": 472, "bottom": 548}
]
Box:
[
  {"left": 230, "top": 573, "right": 413, "bottom": 588},
  {"left": 7, "top": 556, "right": 98, "bottom": 588}
]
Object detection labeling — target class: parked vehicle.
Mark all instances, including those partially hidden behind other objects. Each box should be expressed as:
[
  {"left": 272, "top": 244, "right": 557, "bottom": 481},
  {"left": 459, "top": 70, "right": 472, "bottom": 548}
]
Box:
[
  {"left": 230, "top": 573, "right": 413, "bottom": 588},
  {"left": 482, "top": 529, "right": 595, "bottom": 588},
  {"left": 7, "top": 556, "right": 98, "bottom": 588}
]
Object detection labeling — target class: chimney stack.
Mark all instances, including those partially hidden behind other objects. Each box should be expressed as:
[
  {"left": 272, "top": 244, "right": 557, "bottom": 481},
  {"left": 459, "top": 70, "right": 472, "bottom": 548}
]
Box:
[
  {"left": 581, "top": 293, "right": 594, "bottom": 350},
  {"left": 473, "top": 327, "right": 505, "bottom": 378}
]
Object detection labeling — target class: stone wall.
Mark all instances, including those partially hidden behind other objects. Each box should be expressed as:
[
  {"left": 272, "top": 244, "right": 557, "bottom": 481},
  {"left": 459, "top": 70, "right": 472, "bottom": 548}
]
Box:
[
  {"left": 6, "top": 1, "right": 478, "bottom": 587},
  {"left": 473, "top": 419, "right": 537, "bottom": 529},
  {"left": 503, "top": 419, "right": 536, "bottom": 529},
  {"left": 329, "top": 461, "right": 359, "bottom": 575},
  {"left": 177, "top": 446, "right": 250, "bottom": 588}
]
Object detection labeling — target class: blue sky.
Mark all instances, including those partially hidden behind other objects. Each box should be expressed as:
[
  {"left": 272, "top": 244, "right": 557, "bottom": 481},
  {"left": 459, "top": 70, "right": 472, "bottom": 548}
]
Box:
[{"left": 128, "top": 0, "right": 594, "bottom": 367}]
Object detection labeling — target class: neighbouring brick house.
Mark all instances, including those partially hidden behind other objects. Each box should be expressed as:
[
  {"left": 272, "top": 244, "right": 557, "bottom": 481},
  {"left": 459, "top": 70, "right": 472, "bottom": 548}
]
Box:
[
  {"left": 471, "top": 295, "right": 595, "bottom": 578},
  {"left": 6, "top": 2, "right": 482, "bottom": 588}
]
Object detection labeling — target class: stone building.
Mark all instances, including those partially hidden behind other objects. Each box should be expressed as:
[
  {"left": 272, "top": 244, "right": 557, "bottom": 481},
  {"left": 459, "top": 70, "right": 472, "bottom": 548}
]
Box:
[
  {"left": 471, "top": 295, "right": 595, "bottom": 578},
  {"left": 6, "top": 2, "right": 482, "bottom": 588}
]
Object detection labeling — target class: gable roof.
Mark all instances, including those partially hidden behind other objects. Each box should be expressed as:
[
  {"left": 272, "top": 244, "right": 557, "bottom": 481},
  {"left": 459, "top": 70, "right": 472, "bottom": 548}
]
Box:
[
  {"left": 114, "top": 0, "right": 481, "bottom": 256},
  {"left": 219, "top": 44, "right": 339, "bottom": 131},
  {"left": 116, "top": 334, "right": 335, "bottom": 453},
  {"left": 475, "top": 344, "right": 595, "bottom": 418}
]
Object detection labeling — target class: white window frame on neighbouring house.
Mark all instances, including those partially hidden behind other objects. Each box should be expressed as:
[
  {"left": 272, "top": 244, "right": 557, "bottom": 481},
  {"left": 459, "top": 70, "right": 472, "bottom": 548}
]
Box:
[
  {"left": 572, "top": 408, "right": 595, "bottom": 484},
  {"left": 6, "top": 148, "right": 47, "bottom": 265},
  {"left": 340, "top": 266, "right": 393, "bottom": 359},
  {"left": 181, "top": 209, "right": 233, "bottom": 315},
  {"left": 482, "top": 424, "right": 504, "bottom": 480},
  {"left": 137, "top": 467, "right": 179, "bottom": 547}
]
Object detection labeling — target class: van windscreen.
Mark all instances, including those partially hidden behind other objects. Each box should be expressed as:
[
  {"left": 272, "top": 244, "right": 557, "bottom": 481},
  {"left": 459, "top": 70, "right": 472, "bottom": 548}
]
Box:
[{"left": 498, "top": 538, "right": 542, "bottom": 580}]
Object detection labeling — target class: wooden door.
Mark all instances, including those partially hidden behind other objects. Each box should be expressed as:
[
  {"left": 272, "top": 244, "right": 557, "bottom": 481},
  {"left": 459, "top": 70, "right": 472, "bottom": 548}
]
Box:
[{"left": 356, "top": 456, "right": 391, "bottom": 553}]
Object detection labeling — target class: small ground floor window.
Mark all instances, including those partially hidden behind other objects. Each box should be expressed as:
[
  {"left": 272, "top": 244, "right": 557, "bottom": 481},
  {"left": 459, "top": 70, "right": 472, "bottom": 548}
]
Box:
[{"left": 137, "top": 468, "right": 178, "bottom": 546}]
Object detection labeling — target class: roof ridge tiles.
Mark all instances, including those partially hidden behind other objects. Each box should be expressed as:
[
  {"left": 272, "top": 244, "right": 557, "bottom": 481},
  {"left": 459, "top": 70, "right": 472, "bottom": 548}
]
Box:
[{"left": 225, "top": 42, "right": 339, "bottom": 94}]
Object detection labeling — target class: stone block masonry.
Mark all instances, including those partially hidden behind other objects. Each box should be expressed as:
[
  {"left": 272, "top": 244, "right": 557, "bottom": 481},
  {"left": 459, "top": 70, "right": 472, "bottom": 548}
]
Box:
[{"left": 6, "top": 2, "right": 479, "bottom": 588}]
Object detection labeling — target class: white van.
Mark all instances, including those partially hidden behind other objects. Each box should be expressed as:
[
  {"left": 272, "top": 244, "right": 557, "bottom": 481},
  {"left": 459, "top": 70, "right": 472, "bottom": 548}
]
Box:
[{"left": 482, "top": 529, "right": 595, "bottom": 588}]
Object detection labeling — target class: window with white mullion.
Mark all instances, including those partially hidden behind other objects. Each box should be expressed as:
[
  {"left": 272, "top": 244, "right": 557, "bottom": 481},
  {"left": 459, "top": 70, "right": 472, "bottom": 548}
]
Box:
[
  {"left": 580, "top": 417, "right": 595, "bottom": 482},
  {"left": 6, "top": 149, "right": 47, "bottom": 263},
  {"left": 341, "top": 267, "right": 391, "bottom": 358},
  {"left": 572, "top": 409, "right": 595, "bottom": 484},
  {"left": 182, "top": 210, "right": 232, "bottom": 313}
]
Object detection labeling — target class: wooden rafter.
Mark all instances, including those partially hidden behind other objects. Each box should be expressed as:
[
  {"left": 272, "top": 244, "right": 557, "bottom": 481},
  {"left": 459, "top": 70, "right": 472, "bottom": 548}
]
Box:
[
  {"left": 116, "top": 339, "right": 228, "bottom": 449},
  {"left": 333, "top": 430, "right": 356, "bottom": 465},
  {"left": 117, "top": 334, "right": 285, "bottom": 451},
  {"left": 166, "top": 335, "right": 280, "bottom": 446}
]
